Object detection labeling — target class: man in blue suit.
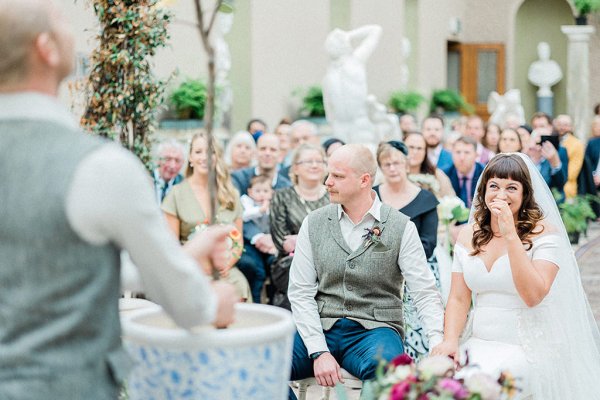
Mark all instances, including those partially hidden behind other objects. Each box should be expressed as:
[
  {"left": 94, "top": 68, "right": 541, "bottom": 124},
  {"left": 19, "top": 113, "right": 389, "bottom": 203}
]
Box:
[
  {"left": 586, "top": 136, "right": 600, "bottom": 189},
  {"left": 232, "top": 133, "right": 292, "bottom": 300},
  {"left": 423, "top": 115, "right": 453, "bottom": 171},
  {"left": 443, "top": 136, "right": 484, "bottom": 209}
]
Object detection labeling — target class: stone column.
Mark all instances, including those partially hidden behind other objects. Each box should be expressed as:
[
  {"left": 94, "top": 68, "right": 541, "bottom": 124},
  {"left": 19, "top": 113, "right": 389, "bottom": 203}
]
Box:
[{"left": 561, "top": 25, "right": 595, "bottom": 141}]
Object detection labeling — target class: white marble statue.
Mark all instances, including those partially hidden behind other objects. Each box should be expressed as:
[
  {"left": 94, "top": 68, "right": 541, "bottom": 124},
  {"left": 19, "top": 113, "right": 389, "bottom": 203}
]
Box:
[
  {"left": 399, "top": 37, "right": 411, "bottom": 91},
  {"left": 528, "top": 42, "right": 562, "bottom": 97},
  {"left": 487, "top": 89, "right": 526, "bottom": 127},
  {"left": 367, "top": 95, "right": 401, "bottom": 141},
  {"left": 209, "top": 11, "right": 233, "bottom": 128},
  {"left": 322, "top": 25, "right": 382, "bottom": 144}
]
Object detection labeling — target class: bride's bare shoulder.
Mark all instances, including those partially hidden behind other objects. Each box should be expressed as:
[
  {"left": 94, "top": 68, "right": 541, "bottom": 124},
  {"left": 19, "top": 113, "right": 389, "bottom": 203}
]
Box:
[
  {"left": 456, "top": 223, "right": 475, "bottom": 250},
  {"left": 531, "top": 219, "right": 559, "bottom": 238}
]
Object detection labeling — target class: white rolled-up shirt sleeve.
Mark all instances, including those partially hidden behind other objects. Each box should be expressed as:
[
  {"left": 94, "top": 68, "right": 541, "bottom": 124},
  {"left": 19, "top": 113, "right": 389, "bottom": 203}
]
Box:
[
  {"left": 287, "top": 217, "right": 328, "bottom": 356},
  {"left": 398, "top": 222, "right": 445, "bottom": 348},
  {"left": 65, "top": 144, "right": 216, "bottom": 329}
]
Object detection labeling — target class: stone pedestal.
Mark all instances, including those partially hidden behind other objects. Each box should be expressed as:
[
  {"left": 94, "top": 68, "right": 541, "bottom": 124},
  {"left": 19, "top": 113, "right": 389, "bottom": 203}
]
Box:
[
  {"left": 537, "top": 95, "right": 554, "bottom": 117},
  {"left": 561, "top": 25, "right": 595, "bottom": 141}
]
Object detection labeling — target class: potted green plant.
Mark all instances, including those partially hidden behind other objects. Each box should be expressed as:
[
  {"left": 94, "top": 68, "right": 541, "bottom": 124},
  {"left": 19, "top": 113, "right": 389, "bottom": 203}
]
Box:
[
  {"left": 429, "top": 89, "right": 474, "bottom": 115},
  {"left": 573, "top": 0, "right": 600, "bottom": 24},
  {"left": 298, "top": 85, "right": 326, "bottom": 122},
  {"left": 388, "top": 91, "right": 425, "bottom": 115},
  {"left": 161, "top": 79, "right": 207, "bottom": 129},
  {"left": 559, "top": 195, "right": 596, "bottom": 244}
]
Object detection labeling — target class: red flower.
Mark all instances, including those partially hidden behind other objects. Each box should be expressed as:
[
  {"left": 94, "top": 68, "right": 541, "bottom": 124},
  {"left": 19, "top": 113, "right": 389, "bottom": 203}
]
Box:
[
  {"left": 390, "top": 381, "right": 411, "bottom": 400},
  {"left": 391, "top": 353, "right": 413, "bottom": 367}
]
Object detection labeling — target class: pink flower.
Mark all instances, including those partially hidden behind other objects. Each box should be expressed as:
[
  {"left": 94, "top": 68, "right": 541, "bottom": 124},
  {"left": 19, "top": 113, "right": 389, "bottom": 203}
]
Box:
[
  {"left": 438, "top": 378, "right": 469, "bottom": 399},
  {"left": 390, "top": 380, "right": 412, "bottom": 400},
  {"left": 391, "top": 353, "right": 413, "bottom": 367}
]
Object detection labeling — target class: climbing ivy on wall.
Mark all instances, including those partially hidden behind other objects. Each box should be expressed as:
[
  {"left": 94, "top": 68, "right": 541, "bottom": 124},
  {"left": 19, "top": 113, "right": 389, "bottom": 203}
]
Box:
[{"left": 81, "top": 0, "right": 172, "bottom": 170}]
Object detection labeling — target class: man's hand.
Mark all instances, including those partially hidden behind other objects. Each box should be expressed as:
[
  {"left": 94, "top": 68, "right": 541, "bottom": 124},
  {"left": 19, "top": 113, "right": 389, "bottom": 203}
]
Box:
[
  {"left": 541, "top": 141, "right": 560, "bottom": 168},
  {"left": 211, "top": 281, "right": 239, "bottom": 328},
  {"left": 313, "top": 352, "right": 344, "bottom": 387},
  {"left": 183, "top": 224, "right": 233, "bottom": 265},
  {"left": 255, "top": 234, "right": 277, "bottom": 255}
]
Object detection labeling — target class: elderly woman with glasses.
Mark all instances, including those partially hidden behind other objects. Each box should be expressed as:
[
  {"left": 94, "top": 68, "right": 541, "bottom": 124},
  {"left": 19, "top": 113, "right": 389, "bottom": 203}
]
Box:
[
  {"left": 373, "top": 140, "right": 440, "bottom": 361},
  {"left": 269, "top": 144, "right": 330, "bottom": 309}
]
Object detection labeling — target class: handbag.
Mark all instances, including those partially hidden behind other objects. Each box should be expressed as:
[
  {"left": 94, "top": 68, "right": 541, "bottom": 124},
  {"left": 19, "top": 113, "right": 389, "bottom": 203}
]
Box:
[{"left": 270, "top": 255, "right": 294, "bottom": 310}]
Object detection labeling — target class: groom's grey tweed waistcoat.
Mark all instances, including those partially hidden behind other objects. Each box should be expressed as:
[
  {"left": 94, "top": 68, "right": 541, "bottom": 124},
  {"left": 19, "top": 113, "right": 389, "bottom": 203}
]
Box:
[
  {"left": 307, "top": 203, "right": 409, "bottom": 337},
  {"left": 0, "top": 120, "right": 127, "bottom": 399}
]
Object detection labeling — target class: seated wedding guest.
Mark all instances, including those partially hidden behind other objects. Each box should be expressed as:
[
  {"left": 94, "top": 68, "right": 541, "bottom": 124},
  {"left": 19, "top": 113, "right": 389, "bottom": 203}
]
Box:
[
  {"left": 432, "top": 153, "right": 600, "bottom": 399},
  {"left": 554, "top": 114, "right": 584, "bottom": 199},
  {"left": 531, "top": 111, "right": 553, "bottom": 132},
  {"left": 0, "top": 1, "right": 237, "bottom": 397},
  {"left": 526, "top": 132, "right": 568, "bottom": 202},
  {"left": 423, "top": 115, "right": 453, "bottom": 171},
  {"left": 405, "top": 131, "right": 455, "bottom": 198},
  {"left": 287, "top": 144, "right": 443, "bottom": 399},
  {"left": 275, "top": 120, "right": 293, "bottom": 166},
  {"left": 482, "top": 123, "right": 501, "bottom": 154},
  {"left": 443, "top": 136, "right": 485, "bottom": 210},
  {"left": 270, "top": 144, "right": 329, "bottom": 310},
  {"left": 153, "top": 139, "right": 185, "bottom": 203},
  {"left": 516, "top": 124, "right": 533, "bottom": 153},
  {"left": 237, "top": 175, "right": 277, "bottom": 303},
  {"left": 399, "top": 113, "right": 417, "bottom": 137},
  {"left": 497, "top": 128, "right": 523, "bottom": 153},
  {"left": 465, "top": 116, "right": 493, "bottom": 164},
  {"left": 290, "top": 119, "right": 320, "bottom": 149},
  {"left": 232, "top": 133, "right": 292, "bottom": 196},
  {"left": 224, "top": 130, "right": 256, "bottom": 171},
  {"left": 247, "top": 118, "right": 267, "bottom": 142},
  {"left": 322, "top": 137, "right": 345, "bottom": 158},
  {"left": 590, "top": 115, "right": 600, "bottom": 139},
  {"left": 162, "top": 133, "right": 252, "bottom": 301},
  {"left": 586, "top": 135, "right": 600, "bottom": 189},
  {"left": 373, "top": 141, "right": 440, "bottom": 360}
]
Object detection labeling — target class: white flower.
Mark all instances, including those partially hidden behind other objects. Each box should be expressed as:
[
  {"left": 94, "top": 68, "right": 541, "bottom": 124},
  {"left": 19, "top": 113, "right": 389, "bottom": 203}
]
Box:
[
  {"left": 438, "top": 196, "right": 467, "bottom": 222},
  {"left": 464, "top": 372, "right": 502, "bottom": 400},
  {"left": 409, "top": 173, "right": 440, "bottom": 193},
  {"left": 417, "top": 355, "right": 454, "bottom": 380}
]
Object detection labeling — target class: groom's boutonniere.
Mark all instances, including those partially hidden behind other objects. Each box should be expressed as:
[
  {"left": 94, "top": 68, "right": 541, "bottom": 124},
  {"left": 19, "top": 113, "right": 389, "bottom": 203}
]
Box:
[{"left": 362, "top": 225, "right": 383, "bottom": 248}]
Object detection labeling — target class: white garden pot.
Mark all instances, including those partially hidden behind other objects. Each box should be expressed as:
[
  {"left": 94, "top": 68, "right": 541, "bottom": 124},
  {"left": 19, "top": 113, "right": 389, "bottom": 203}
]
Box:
[{"left": 121, "top": 303, "right": 295, "bottom": 400}]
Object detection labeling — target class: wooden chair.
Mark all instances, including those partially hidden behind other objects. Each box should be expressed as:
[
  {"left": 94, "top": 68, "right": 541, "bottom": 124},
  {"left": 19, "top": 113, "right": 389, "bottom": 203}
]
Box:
[{"left": 296, "top": 368, "right": 362, "bottom": 400}]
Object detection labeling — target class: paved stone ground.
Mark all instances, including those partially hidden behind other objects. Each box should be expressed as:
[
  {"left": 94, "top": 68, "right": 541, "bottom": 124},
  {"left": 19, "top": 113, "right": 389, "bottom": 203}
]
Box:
[{"left": 294, "top": 221, "right": 600, "bottom": 399}]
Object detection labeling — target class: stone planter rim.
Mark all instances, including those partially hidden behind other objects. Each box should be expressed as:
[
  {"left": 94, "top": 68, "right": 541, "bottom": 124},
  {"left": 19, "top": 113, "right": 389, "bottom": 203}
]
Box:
[{"left": 121, "top": 303, "right": 295, "bottom": 350}]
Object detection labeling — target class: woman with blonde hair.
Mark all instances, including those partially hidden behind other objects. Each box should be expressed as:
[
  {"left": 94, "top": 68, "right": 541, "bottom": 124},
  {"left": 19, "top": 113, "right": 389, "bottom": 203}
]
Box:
[
  {"left": 270, "top": 143, "right": 329, "bottom": 309},
  {"left": 162, "top": 133, "right": 251, "bottom": 301}
]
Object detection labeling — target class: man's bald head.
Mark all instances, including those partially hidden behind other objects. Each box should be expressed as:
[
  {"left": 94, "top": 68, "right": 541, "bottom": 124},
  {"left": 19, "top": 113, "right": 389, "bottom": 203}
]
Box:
[
  {"left": 0, "top": 0, "right": 73, "bottom": 90},
  {"left": 331, "top": 144, "right": 377, "bottom": 179}
]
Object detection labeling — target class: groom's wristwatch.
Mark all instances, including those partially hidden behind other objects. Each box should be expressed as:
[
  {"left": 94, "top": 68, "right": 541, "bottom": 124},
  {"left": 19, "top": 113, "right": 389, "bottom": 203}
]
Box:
[{"left": 309, "top": 351, "right": 328, "bottom": 360}]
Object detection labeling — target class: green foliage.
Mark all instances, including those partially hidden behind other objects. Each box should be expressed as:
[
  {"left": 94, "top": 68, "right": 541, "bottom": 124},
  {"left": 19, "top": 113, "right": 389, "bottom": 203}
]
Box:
[
  {"left": 388, "top": 91, "right": 425, "bottom": 113},
  {"left": 559, "top": 195, "right": 597, "bottom": 234},
  {"left": 574, "top": 0, "right": 600, "bottom": 15},
  {"left": 299, "top": 85, "right": 326, "bottom": 117},
  {"left": 452, "top": 205, "right": 470, "bottom": 223},
  {"left": 81, "top": 0, "right": 172, "bottom": 171},
  {"left": 170, "top": 79, "right": 207, "bottom": 120},
  {"left": 430, "top": 89, "right": 474, "bottom": 114}
]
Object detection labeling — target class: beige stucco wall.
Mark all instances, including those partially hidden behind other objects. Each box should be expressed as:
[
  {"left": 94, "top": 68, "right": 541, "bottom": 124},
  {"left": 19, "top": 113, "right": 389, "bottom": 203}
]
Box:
[{"left": 58, "top": 0, "right": 600, "bottom": 134}]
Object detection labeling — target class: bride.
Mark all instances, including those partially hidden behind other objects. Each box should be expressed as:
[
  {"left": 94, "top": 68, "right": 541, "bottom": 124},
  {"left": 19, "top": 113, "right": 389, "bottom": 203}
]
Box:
[{"left": 432, "top": 153, "right": 600, "bottom": 399}]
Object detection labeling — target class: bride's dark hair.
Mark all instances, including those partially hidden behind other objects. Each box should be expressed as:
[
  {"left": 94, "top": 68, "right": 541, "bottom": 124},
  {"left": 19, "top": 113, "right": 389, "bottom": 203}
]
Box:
[{"left": 471, "top": 154, "right": 544, "bottom": 255}]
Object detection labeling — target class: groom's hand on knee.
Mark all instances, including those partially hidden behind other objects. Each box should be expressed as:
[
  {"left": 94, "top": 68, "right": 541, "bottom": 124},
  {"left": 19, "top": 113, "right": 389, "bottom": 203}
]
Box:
[{"left": 313, "top": 352, "right": 344, "bottom": 387}]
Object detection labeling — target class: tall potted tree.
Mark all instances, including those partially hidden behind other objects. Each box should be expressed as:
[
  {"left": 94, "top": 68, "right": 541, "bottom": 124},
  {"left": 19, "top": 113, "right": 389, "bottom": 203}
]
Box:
[{"left": 573, "top": 0, "right": 600, "bottom": 24}]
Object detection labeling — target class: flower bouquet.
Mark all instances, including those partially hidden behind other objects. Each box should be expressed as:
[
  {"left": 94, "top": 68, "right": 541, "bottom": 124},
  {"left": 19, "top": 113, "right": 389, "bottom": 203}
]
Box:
[
  {"left": 359, "top": 354, "right": 517, "bottom": 400},
  {"left": 437, "top": 196, "right": 470, "bottom": 254}
]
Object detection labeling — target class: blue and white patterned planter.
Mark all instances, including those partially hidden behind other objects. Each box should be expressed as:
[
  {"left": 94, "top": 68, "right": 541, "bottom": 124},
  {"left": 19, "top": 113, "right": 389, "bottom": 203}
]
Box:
[{"left": 121, "top": 303, "right": 295, "bottom": 400}]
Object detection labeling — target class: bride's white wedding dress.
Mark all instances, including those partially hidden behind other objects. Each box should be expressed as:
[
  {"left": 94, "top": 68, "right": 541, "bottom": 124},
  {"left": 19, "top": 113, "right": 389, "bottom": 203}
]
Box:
[{"left": 453, "top": 234, "right": 560, "bottom": 399}]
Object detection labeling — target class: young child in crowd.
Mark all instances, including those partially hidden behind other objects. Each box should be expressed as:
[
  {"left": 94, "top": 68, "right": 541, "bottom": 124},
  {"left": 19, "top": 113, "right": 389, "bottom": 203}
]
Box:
[{"left": 240, "top": 175, "right": 273, "bottom": 239}]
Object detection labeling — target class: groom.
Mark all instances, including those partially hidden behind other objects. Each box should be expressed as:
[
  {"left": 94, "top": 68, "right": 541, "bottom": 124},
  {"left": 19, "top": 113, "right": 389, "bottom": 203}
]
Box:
[{"left": 288, "top": 144, "right": 444, "bottom": 396}]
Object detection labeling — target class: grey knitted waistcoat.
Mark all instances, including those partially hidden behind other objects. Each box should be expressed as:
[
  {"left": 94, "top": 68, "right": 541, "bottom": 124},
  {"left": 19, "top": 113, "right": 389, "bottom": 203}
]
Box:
[
  {"left": 0, "top": 120, "right": 128, "bottom": 399},
  {"left": 307, "top": 203, "right": 409, "bottom": 337}
]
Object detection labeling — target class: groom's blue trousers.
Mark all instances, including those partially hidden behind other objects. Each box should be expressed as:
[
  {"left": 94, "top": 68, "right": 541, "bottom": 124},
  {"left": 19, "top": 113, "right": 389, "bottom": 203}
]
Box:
[{"left": 288, "top": 318, "right": 404, "bottom": 400}]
